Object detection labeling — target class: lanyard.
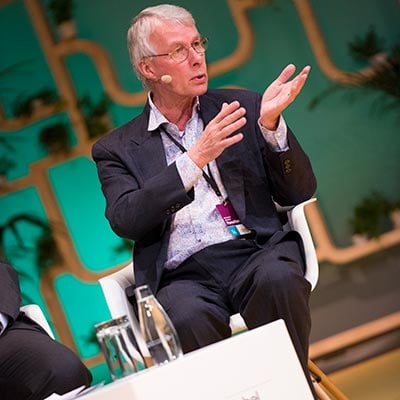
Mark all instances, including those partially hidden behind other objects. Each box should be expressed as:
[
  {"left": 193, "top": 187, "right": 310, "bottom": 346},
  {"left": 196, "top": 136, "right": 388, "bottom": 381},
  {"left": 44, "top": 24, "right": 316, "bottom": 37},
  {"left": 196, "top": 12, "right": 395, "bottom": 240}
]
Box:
[{"left": 159, "top": 126, "right": 223, "bottom": 199}]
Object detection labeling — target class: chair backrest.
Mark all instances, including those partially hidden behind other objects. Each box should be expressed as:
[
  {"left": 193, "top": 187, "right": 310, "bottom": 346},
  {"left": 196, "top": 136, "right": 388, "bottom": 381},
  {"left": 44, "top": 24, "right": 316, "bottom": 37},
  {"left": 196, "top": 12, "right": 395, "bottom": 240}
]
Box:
[
  {"left": 99, "top": 198, "right": 319, "bottom": 337},
  {"left": 20, "top": 304, "right": 55, "bottom": 339}
]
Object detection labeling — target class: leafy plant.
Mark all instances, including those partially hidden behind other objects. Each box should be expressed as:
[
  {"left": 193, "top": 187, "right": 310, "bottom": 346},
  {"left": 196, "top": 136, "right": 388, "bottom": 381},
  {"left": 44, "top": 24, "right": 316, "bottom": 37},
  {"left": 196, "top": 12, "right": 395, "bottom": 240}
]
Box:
[
  {"left": 78, "top": 94, "right": 112, "bottom": 138},
  {"left": 309, "top": 27, "right": 400, "bottom": 117},
  {"left": 349, "top": 191, "right": 391, "bottom": 238},
  {"left": 39, "top": 122, "right": 70, "bottom": 153},
  {"left": 36, "top": 227, "right": 63, "bottom": 269},
  {"left": 48, "top": 0, "right": 74, "bottom": 24},
  {"left": 0, "top": 213, "right": 62, "bottom": 272},
  {"left": 12, "top": 88, "right": 59, "bottom": 118},
  {"left": 0, "top": 157, "right": 15, "bottom": 189},
  {"left": 0, "top": 155, "right": 16, "bottom": 177},
  {"left": 349, "top": 26, "right": 385, "bottom": 62}
]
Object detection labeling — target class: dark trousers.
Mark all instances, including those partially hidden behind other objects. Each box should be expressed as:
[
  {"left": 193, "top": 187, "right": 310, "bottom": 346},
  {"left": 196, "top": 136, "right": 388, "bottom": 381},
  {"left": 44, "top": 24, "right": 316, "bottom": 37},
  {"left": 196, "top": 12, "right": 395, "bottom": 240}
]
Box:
[
  {"left": 157, "top": 233, "right": 315, "bottom": 395},
  {"left": 0, "top": 315, "right": 92, "bottom": 400}
]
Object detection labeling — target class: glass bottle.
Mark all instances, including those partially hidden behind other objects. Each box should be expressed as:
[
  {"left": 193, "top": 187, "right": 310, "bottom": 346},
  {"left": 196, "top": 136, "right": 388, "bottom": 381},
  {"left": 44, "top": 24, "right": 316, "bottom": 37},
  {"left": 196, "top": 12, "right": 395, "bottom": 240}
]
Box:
[{"left": 134, "top": 284, "right": 183, "bottom": 367}]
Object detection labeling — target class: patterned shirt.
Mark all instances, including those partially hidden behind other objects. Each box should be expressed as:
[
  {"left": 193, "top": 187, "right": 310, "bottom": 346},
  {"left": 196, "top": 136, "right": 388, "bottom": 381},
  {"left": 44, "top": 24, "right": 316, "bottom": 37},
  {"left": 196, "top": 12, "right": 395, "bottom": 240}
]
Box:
[{"left": 147, "top": 94, "right": 288, "bottom": 269}]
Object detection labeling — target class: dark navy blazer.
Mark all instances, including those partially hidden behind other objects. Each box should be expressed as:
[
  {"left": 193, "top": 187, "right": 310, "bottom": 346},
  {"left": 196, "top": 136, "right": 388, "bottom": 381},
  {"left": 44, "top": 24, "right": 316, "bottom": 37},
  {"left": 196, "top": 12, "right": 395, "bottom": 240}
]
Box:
[{"left": 92, "top": 88, "right": 317, "bottom": 295}]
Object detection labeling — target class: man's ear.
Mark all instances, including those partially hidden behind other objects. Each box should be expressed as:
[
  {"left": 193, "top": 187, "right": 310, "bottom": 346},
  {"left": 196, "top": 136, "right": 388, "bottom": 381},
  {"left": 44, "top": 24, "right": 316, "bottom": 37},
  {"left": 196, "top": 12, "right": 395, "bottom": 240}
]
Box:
[{"left": 138, "top": 59, "right": 156, "bottom": 81}]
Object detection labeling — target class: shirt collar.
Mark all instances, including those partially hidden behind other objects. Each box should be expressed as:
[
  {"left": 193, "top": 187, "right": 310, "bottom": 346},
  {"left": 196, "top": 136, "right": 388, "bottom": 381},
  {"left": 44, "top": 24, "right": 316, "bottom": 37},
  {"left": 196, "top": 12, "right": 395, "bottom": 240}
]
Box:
[{"left": 147, "top": 92, "right": 200, "bottom": 136}]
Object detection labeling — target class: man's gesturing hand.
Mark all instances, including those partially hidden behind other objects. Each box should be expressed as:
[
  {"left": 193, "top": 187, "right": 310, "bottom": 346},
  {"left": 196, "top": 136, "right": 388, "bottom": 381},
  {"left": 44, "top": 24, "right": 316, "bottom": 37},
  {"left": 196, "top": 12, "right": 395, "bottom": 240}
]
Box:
[
  {"left": 188, "top": 101, "right": 246, "bottom": 169},
  {"left": 260, "top": 64, "right": 311, "bottom": 130}
]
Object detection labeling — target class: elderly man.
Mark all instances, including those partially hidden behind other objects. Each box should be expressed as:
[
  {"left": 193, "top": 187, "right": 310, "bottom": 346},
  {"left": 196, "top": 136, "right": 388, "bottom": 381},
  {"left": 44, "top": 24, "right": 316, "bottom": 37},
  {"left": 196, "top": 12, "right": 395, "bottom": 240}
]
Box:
[{"left": 92, "top": 3, "right": 316, "bottom": 396}]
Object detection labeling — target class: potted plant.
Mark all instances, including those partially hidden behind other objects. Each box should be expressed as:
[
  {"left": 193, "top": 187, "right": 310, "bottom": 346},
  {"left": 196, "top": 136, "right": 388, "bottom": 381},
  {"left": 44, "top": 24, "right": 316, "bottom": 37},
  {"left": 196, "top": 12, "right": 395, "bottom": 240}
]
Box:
[
  {"left": 0, "top": 214, "right": 62, "bottom": 289},
  {"left": 349, "top": 191, "right": 391, "bottom": 243},
  {"left": 48, "top": 0, "right": 76, "bottom": 40},
  {"left": 36, "top": 226, "right": 63, "bottom": 269},
  {"left": 349, "top": 26, "right": 390, "bottom": 70},
  {"left": 39, "top": 122, "right": 70, "bottom": 154},
  {"left": 0, "top": 155, "right": 15, "bottom": 188},
  {"left": 12, "top": 88, "right": 59, "bottom": 118},
  {"left": 308, "top": 26, "right": 400, "bottom": 117},
  {"left": 31, "top": 88, "right": 60, "bottom": 112},
  {"left": 78, "top": 93, "right": 112, "bottom": 138}
]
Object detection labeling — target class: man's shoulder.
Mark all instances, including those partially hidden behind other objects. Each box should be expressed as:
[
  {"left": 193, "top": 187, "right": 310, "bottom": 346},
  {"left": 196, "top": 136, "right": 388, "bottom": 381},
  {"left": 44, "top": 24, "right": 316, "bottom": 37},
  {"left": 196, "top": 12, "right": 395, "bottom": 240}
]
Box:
[{"left": 93, "top": 108, "right": 148, "bottom": 148}]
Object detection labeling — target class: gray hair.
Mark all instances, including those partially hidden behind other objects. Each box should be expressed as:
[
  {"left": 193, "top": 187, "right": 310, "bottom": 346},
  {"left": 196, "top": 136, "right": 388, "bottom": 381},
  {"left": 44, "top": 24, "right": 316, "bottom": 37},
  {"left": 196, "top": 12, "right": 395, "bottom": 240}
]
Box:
[{"left": 127, "top": 4, "right": 195, "bottom": 89}]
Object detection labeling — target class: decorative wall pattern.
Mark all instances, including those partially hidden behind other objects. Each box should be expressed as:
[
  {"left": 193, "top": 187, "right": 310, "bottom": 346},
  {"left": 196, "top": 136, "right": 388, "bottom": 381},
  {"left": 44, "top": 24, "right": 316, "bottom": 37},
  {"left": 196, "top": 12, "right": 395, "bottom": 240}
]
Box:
[{"left": 1, "top": 0, "right": 399, "bottom": 380}]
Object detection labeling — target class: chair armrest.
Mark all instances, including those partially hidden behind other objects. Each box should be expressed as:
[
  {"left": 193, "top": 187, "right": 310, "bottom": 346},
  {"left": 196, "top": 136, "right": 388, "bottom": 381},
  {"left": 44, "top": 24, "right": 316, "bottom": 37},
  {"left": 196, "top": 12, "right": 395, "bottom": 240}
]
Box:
[
  {"left": 287, "top": 198, "right": 319, "bottom": 290},
  {"left": 20, "top": 304, "right": 55, "bottom": 339},
  {"left": 99, "top": 266, "right": 151, "bottom": 360}
]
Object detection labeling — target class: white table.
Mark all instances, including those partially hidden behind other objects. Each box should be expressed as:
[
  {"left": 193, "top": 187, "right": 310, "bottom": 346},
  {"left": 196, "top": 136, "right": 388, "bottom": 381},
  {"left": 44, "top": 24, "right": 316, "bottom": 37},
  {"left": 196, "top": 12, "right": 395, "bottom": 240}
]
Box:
[{"left": 80, "top": 319, "right": 314, "bottom": 400}]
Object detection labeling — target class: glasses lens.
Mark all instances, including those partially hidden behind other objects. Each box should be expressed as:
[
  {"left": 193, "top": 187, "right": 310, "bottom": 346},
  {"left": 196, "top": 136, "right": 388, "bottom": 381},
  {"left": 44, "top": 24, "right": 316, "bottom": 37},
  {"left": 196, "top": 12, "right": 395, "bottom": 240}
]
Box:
[
  {"left": 200, "top": 37, "right": 208, "bottom": 51},
  {"left": 192, "top": 37, "right": 208, "bottom": 53},
  {"left": 171, "top": 46, "right": 189, "bottom": 63},
  {"left": 169, "top": 38, "right": 208, "bottom": 62}
]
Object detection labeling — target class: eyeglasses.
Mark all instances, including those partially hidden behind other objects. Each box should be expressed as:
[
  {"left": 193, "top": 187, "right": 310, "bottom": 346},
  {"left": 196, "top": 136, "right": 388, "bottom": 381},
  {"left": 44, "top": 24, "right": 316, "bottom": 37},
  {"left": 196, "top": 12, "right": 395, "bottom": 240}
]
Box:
[{"left": 144, "top": 37, "right": 208, "bottom": 63}]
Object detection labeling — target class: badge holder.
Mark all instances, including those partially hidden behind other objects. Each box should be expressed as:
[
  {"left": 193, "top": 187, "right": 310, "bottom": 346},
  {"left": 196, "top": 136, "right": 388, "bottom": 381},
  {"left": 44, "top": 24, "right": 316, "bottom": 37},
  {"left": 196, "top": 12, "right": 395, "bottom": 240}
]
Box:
[{"left": 216, "top": 200, "right": 254, "bottom": 239}]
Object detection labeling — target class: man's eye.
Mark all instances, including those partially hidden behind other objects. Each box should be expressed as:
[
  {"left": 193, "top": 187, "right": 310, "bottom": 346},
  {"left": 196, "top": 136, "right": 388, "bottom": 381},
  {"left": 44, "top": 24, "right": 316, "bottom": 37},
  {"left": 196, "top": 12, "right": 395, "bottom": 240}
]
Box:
[{"left": 174, "top": 46, "right": 185, "bottom": 55}]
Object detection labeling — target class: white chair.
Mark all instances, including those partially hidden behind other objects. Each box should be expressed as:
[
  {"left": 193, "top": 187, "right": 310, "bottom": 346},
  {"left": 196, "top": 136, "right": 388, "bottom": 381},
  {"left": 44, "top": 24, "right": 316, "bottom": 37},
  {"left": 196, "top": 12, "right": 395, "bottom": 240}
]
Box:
[
  {"left": 99, "top": 198, "right": 319, "bottom": 332},
  {"left": 98, "top": 198, "right": 347, "bottom": 399},
  {"left": 99, "top": 198, "right": 318, "bottom": 337},
  {"left": 20, "top": 303, "right": 55, "bottom": 339}
]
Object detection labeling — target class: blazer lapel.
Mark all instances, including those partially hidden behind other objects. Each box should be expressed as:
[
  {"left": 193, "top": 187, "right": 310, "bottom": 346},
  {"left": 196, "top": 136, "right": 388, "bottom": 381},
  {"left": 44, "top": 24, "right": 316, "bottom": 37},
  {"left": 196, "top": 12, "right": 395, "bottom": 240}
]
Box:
[{"left": 127, "top": 104, "right": 167, "bottom": 180}]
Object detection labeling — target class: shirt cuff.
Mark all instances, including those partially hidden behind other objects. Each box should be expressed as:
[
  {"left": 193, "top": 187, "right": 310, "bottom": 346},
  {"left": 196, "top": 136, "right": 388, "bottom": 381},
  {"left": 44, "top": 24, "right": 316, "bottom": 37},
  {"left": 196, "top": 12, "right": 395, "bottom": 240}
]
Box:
[
  {"left": 175, "top": 153, "right": 203, "bottom": 192},
  {"left": 258, "top": 115, "right": 289, "bottom": 152}
]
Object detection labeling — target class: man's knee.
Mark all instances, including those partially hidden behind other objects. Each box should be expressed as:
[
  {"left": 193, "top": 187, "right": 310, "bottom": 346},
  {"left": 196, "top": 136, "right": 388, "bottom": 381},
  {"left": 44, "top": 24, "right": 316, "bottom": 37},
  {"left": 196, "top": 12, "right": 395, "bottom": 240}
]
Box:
[
  {"left": 164, "top": 298, "right": 231, "bottom": 353},
  {"left": 0, "top": 338, "right": 91, "bottom": 399},
  {"left": 167, "top": 297, "right": 223, "bottom": 331},
  {"left": 47, "top": 346, "right": 92, "bottom": 388}
]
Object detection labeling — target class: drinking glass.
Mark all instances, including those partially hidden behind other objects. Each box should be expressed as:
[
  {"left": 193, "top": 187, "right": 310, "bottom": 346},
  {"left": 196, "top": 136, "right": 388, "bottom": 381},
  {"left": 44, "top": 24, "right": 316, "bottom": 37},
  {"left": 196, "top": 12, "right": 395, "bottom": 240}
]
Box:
[{"left": 95, "top": 315, "right": 142, "bottom": 380}]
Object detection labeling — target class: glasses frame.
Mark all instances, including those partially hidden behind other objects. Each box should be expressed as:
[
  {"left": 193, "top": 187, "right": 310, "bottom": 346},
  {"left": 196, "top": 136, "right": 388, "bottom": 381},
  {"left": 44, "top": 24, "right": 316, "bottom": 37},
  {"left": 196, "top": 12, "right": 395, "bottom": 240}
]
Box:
[{"left": 144, "top": 37, "right": 208, "bottom": 63}]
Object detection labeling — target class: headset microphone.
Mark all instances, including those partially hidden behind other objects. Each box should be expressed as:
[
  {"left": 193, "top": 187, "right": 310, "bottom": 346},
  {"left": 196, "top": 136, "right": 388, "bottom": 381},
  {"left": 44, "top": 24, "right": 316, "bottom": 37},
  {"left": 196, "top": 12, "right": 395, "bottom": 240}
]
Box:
[{"left": 160, "top": 75, "right": 172, "bottom": 84}]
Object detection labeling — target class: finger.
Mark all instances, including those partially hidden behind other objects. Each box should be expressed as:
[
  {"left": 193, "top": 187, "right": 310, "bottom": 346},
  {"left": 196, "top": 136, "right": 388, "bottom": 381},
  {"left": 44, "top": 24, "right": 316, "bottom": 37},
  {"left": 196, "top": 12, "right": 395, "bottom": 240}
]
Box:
[
  {"left": 216, "top": 106, "right": 247, "bottom": 138},
  {"left": 290, "top": 66, "right": 311, "bottom": 95},
  {"left": 213, "top": 101, "right": 240, "bottom": 123},
  {"left": 284, "top": 65, "right": 310, "bottom": 97},
  {"left": 214, "top": 101, "right": 245, "bottom": 124},
  {"left": 275, "top": 64, "right": 296, "bottom": 84},
  {"left": 297, "top": 65, "right": 311, "bottom": 82},
  {"left": 222, "top": 132, "right": 244, "bottom": 147},
  {"left": 212, "top": 115, "right": 246, "bottom": 143},
  {"left": 221, "top": 106, "right": 246, "bottom": 127}
]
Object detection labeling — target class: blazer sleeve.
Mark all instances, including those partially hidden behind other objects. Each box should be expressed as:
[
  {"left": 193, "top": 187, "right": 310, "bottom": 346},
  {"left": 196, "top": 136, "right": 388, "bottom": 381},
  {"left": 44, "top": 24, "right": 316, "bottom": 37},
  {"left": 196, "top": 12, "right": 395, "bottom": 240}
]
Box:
[
  {"left": 0, "top": 262, "right": 22, "bottom": 322},
  {"left": 263, "top": 126, "right": 317, "bottom": 206},
  {"left": 92, "top": 130, "right": 194, "bottom": 242}
]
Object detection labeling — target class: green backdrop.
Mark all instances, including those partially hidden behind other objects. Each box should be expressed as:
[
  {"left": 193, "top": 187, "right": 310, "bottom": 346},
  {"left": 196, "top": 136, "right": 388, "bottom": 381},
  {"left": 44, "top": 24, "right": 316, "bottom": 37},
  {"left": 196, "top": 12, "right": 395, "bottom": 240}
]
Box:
[{"left": 1, "top": 0, "right": 399, "bottom": 383}]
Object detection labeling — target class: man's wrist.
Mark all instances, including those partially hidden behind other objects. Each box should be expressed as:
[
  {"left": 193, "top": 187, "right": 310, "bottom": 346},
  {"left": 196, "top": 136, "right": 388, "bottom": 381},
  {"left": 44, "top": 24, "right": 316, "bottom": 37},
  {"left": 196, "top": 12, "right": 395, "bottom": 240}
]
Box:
[{"left": 259, "top": 116, "right": 280, "bottom": 131}]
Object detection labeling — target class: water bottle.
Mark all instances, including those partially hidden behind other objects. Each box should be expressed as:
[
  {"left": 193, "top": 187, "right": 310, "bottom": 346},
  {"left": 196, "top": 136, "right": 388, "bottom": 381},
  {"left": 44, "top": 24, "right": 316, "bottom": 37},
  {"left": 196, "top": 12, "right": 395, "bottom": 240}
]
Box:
[{"left": 134, "top": 284, "right": 183, "bottom": 367}]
